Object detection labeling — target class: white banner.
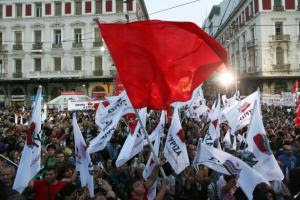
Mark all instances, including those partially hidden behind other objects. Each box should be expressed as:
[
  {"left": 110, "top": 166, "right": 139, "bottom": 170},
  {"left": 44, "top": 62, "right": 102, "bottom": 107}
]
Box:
[
  {"left": 262, "top": 93, "right": 295, "bottom": 107},
  {"left": 68, "top": 101, "right": 98, "bottom": 111}
]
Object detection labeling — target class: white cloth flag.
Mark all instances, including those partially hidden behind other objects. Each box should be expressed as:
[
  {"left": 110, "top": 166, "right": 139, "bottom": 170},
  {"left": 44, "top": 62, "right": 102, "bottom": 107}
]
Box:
[
  {"left": 194, "top": 143, "right": 269, "bottom": 200},
  {"left": 116, "top": 108, "right": 147, "bottom": 167},
  {"left": 73, "top": 113, "right": 94, "bottom": 197},
  {"left": 143, "top": 111, "right": 166, "bottom": 146},
  {"left": 13, "top": 86, "right": 42, "bottom": 193},
  {"left": 246, "top": 100, "right": 284, "bottom": 181},
  {"left": 15, "top": 114, "right": 18, "bottom": 124},
  {"left": 163, "top": 108, "right": 189, "bottom": 174},
  {"left": 223, "top": 90, "right": 259, "bottom": 132},
  {"left": 172, "top": 84, "right": 203, "bottom": 109},
  {"left": 87, "top": 108, "right": 123, "bottom": 154},
  {"left": 96, "top": 91, "right": 133, "bottom": 129},
  {"left": 143, "top": 111, "right": 165, "bottom": 180},
  {"left": 41, "top": 103, "right": 47, "bottom": 123},
  {"left": 147, "top": 180, "right": 158, "bottom": 200},
  {"left": 95, "top": 100, "right": 107, "bottom": 128},
  {"left": 20, "top": 115, "right": 23, "bottom": 125}
]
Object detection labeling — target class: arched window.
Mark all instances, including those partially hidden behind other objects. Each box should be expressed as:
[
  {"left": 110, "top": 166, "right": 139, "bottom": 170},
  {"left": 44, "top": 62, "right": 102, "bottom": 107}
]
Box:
[
  {"left": 12, "top": 87, "right": 24, "bottom": 95},
  {"left": 276, "top": 46, "right": 284, "bottom": 65}
]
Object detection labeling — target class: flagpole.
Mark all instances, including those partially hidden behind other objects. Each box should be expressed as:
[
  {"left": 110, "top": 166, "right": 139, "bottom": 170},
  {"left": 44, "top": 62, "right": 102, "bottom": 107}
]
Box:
[
  {"left": 133, "top": 108, "right": 167, "bottom": 179},
  {"left": 0, "top": 154, "right": 18, "bottom": 167}
]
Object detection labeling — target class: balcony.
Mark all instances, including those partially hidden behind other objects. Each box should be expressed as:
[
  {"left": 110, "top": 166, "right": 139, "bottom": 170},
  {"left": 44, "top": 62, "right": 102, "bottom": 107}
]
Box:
[
  {"left": 72, "top": 43, "right": 83, "bottom": 48},
  {"left": 32, "top": 42, "right": 43, "bottom": 50},
  {"left": 273, "top": 5, "right": 284, "bottom": 11},
  {"left": 93, "top": 41, "right": 102, "bottom": 47},
  {"left": 52, "top": 43, "right": 62, "bottom": 48},
  {"left": 13, "top": 44, "right": 23, "bottom": 50},
  {"left": 93, "top": 70, "right": 103, "bottom": 76},
  {"left": 271, "top": 34, "right": 290, "bottom": 41},
  {"left": 13, "top": 72, "right": 23, "bottom": 78},
  {"left": 0, "top": 73, "right": 7, "bottom": 78},
  {"left": 272, "top": 64, "right": 290, "bottom": 71},
  {"left": 247, "top": 67, "right": 256, "bottom": 73},
  {"left": 0, "top": 44, "right": 8, "bottom": 52},
  {"left": 247, "top": 40, "right": 256, "bottom": 48},
  {"left": 27, "top": 70, "right": 85, "bottom": 78}
]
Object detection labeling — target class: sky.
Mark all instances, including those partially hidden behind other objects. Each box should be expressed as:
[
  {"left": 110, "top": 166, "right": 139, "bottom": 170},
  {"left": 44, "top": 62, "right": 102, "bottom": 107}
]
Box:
[{"left": 144, "top": 0, "right": 223, "bottom": 27}]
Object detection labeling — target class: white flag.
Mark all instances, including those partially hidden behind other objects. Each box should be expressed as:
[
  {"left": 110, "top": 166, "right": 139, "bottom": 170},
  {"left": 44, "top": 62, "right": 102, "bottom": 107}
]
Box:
[
  {"left": 95, "top": 100, "right": 106, "bottom": 128},
  {"left": 246, "top": 100, "right": 284, "bottom": 181},
  {"left": 194, "top": 143, "right": 269, "bottom": 200},
  {"left": 147, "top": 180, "right": 157, "bottom": 200},
  {"left": 15, "top": 114, "right": 18, "bottom": 124},
  {"left": 163, "top": 108, "right": 189, "bottom": 174},
  {"left": 116, "top": 108, "right": 147, "bottom": 167},
  {"left": 87, "top": 108, "right": 123, "bottom": 154},
  {"left": 73, "top": 113, "right": 94, "bottom": 197},
  {"left": 13, "top": 86, "right": 42, "bottom": 193},
  {"left": 41, "top": 103, "right": 47, "bottom": 123},
  {"left": 143, "top": 111, "right": 166, "bottom": 146},
  {"left": 223, "top": 90, "right": 259, "bottom": 132},
  {"left": 20, "top": 115, "right": 23, "bottom": 125},
  {"left": 143, "top": 111, "right": 165, "bottom": 180}
]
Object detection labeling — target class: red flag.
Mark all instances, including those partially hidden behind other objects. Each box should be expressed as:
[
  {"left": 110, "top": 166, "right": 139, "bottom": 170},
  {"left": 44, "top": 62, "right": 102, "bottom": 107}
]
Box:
[
  {"left": 97, "top": 20, "right": 227, "bottom": 109},
  {"left": 292, "top": 80, "right": 298, "bottom": 94},
  {"left": 114, "top": 72, "right": 125, "bottom": 95}
]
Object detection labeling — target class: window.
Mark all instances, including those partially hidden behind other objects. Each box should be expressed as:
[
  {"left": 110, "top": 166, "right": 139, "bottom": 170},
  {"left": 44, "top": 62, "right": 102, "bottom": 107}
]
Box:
[
  {"left": 65, "top": 2, "right": 71, "bottom": 14},
  {"left": 275, "top": 22, "right": 283, "bottom": 36},
  {"left": 34, "top": 30, "right": 42, "bottom": 43},
  {"left": 36, "top": 3, "right": 42, "bottom": 17},
  {"left": 106, "top": 0, "right": 112, "bottom": 12},
  {"left": 274, "top": 0, "right": 284, "bottom": 10},
  {"left": 276, "top": 47, "right": 284, "bottom": 65},
  {"left": 241, "top": 11, "right": 245, "bottom": 24},
  {"left": 75, "top": 1, "right": 82, "bottom": 15},
  {"left": 74, "top": 56, "right": 81, "bottom": 70},
  {"left": 45, "top": 3, "right": 51, "bottom": 15},
  {"left": 94, "top": 28, "right": 102, "bottom": 46},
  {"left": 127, "top": 0, "right": 133, "bottom": 11},
  {"left": 15, "top": 59, "right": 22, "bottom": 73},
  {"left": 0, "top": 32, "right": 2, "bottom": 45},
  {"left": 0, "top": 4, "right": 2, "bottom": 18},
  {"left": 34, "top": 58, "right": 41, "bottom": 71},
  {"left": 6, "top": 5, "right": 12, "bottom": 17},
  {"left": 251, "top": 28, "right": 255, "bottom": 41},
  {"left": 249, "top": 1, "right": 254, "bottom": 16},
  {"left": 95, "top": 0, "right": 102, "bottom": 14},
  {"left": 116, "top": 0, "right": 123, "bottom": 13},
  {"left": 242, "top": 34, "right": 246, "bottom": 48},
  {"left": 254, "top": 0, "right": 259, "bottom": 13},
  {"left": 16, "top": 4, "right": 22, "bottom": 18},
  {"left": 55, "top": 2, "right": 62, "bottom": 16},
  {"left": 74, "top": 29, "right": 82, "bottom": 44},
  {"left": 25, "top": 4, "right": 31, "bottom": 16},
  {"left": 95, "top": 56, "right": 102, "bottom": 71},
  {"left": 54, "top": 57, "right": 61, "bottom": 71},
  {"left": 85, "top": 1, "right": 91, "bottom": 13},
  {"left": 274, "top": 0, "right": 282, "bottom": 6},
  {"left": 285, "top": 0, "right": 295, "bottom": 10},
  {"left": 15, "top": 31, "right": 22, "bottom": 44},
  {"left": 54, "top": 29, "right": 61, "bottom": 44}
]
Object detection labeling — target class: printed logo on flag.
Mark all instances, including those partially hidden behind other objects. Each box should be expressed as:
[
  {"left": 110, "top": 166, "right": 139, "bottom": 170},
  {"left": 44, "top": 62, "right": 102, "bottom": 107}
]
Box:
[
  {"left": 177, "top": 129, "right": 185, "bottom": 142},
  {"left": 253, "top": 133, "right": 272, "bottom": 155},
  {"left": 238, "top": 102, "right": 251, "bottom": 113},
  {"left": 223, "top": 159, "right": 242, "bottom": 178},
  {"left": 27, "top": 122, "right": 40, "bottom": 148}
]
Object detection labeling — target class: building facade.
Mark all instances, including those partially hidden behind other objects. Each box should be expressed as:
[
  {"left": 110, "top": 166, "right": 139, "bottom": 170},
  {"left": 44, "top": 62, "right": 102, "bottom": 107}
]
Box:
[
  {"left": 0, "top": 0, "right": 148, "bottom": 107},
  {"left": 203, "top": 0, "right": 300, "bottom": 95}
]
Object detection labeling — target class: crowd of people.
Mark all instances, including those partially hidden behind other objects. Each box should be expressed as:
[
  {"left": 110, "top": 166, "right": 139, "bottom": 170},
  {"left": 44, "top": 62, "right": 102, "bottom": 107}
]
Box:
[{"left": 0, "top": 100, "right": 300, "bottom": 200}]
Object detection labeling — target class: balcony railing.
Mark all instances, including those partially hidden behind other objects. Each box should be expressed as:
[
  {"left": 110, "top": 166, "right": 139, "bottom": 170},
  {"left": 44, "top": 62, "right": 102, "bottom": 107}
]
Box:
[
  {"left": 93, "top": 41, "right": 102, "bottom": 47},
  {"left": 13, "top": 44, "right": 23, "bottom": 50},
  {"left": 27, "top": 70, "right": 85, "bottom": 78},
  {"left": 272, "top": 64, "right": 290, "bottom": 71},
  {"left": 52, "top": 43, "right": 62, "bottom": 48},
  {"left": 72, "top": 43, "right": 83, "bottom": 48},
  {"left": 0, "top": 44, "right": 8, "bottom": 52},
  {"left": 247, "top": 40, "right": 256, "bottom": 48},
  {"left": 273, "top": 5, "right": 284, "bottom": 11},
  {"left": 271, "top": 34, "right": 290, "bottom": 41},
  {"left": 32, "top": 42, "right": 43, "bottom": 50},
  {"left": 93, "top": 70, "right": 103, "bottom": 76},
  {"left": 13, "top": 72, "right": 23, "bottom": 78}
]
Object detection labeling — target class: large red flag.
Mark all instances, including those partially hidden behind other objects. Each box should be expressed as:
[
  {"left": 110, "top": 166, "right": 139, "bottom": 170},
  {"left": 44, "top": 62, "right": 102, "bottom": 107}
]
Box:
[
  {"left": 292, "top": 80, "right": 298, "bottom": 94},
  {"left": 97, "top": 20, "right": 227, "bottom": 109}
]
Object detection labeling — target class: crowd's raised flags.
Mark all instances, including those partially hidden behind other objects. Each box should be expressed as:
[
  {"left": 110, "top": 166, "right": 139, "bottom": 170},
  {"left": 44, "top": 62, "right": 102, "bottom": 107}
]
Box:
[
  {"left": 116, "top": 108, "right": 147, "bottom": 167},
  {"left": 13, "top": 86, "right": 42, "bottom": 193},
  {"left": 295, "top": 102, "right": 300, "bottom": 126},
  {"left": 163, "top": 107, "right": 189, "bottom": 174},
  {"left": 223, "top": 90, "right": 259, "bottom": 132},
  {"left": 95, "top": 100, "right": 108, "bottom": 128},
  {"left": 291, "top": 80, "right": 298, "bottom": 94},
  {"left": 14, "top": 114, "right": 18, "bottom": 124},
  {"left": 73, "top": 113, "right": 94, "bottom": 197},
  {"left": 87, "top": 108, "right": 124, "bottom": 154},
  {"left": 246, "top": 100, "right": 284, "bottom": 181},
  {"left": 194, "top": 143, "right": 269, "bottom": 200},
  {"left": 97, "top": 19, "right": 227, "bottom": 110}
]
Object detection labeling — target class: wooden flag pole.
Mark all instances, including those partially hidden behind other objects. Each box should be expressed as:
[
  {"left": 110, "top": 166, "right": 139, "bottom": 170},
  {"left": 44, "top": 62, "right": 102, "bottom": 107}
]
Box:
[
  {"left": 0, "top": 154, "right": 18, "bottom": 167},
  {"left": 133, "top": 108, "right": 167, "bottom": 180}
]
